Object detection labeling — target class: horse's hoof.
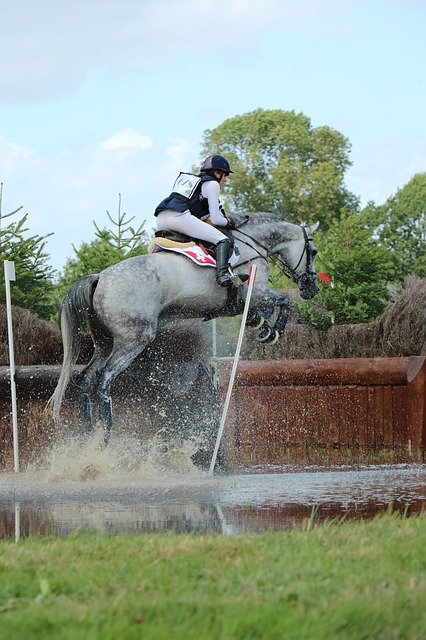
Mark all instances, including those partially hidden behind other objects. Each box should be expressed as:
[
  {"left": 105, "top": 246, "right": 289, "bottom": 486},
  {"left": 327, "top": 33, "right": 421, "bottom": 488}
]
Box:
[
  {"left": 256, "top": 326, "right": 280, "bottom": 345},
  {"left": 250, "top": 317, "right": 265, "bottom": 330},
  {"left": 256, "top": 325, "right": 273, "bottom": 343},
  {"left": 269, "top": 330, "right": 280, "bottom": 345}
]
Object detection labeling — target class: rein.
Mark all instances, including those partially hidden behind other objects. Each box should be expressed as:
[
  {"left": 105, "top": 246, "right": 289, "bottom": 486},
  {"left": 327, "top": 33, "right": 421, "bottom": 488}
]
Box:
[
  {"left": 232, "top": 220, "right": 269, "bottom": 268},
  {"left": 233, "top": 221, "right": 314, "bottom": 284}
]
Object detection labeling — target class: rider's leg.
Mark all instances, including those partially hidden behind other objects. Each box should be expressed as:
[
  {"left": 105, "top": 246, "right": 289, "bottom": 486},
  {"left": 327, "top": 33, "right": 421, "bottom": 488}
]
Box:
[
  {"left": 156, "top": 211, "right": 248, "bottom": 287},
  {"left": 156, "top": 210, "right": 227, "bottom": 244},
  {"left": 215, "top": 238, "right": 233, "bottom": 286}
]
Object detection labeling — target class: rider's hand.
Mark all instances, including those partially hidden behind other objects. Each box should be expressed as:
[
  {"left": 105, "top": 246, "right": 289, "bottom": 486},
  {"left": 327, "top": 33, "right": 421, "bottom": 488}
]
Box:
[{"left": 225, "top": 216, "right": 236, "bottom": 230}]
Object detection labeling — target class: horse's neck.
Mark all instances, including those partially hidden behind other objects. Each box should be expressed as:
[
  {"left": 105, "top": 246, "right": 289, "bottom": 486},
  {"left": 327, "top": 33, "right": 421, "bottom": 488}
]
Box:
[{"left": 246, "top": 219, "right": 299, "bottom": 249}]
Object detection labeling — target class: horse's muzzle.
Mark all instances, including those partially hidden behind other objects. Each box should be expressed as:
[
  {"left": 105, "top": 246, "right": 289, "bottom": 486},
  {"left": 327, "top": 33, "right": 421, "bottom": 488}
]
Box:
[{"left": 299, "top": 273, "right": 320, "bottom": 300}]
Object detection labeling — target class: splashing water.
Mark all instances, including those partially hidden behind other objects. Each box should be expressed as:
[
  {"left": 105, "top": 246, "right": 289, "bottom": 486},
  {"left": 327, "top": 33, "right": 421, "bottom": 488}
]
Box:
[{"left": 28, "top": 429, "right": 205, "bottom": 485}]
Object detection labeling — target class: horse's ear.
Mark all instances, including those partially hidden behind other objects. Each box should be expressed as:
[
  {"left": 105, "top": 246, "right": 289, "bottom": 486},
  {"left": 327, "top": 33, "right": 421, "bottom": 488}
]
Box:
[{"left": 309, "top": 221, "right": 320, "bottom": 234}]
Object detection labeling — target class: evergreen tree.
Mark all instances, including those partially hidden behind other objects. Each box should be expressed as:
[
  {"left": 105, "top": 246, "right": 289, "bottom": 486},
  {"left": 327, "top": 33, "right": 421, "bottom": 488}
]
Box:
[
  {"left": 293, "top": 209, "right": 394, "bottom": 327},
  {"left": 53, "top": 194, "right": 148, "bottom": 308},
  {"left": 0, "top": 183, "right": 55, "bottom": 319}
]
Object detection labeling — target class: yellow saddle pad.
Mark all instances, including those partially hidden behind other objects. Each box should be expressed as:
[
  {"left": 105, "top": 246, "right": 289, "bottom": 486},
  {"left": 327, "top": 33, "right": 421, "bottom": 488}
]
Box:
[{"left": 148, "top": 237, "right": 196, "bottom": 253}]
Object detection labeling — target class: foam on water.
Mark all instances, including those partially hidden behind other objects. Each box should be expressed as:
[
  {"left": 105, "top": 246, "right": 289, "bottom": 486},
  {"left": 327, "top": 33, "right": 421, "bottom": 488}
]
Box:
[{"left": 24, "top": 429, "right": 204, "bottom": 487}]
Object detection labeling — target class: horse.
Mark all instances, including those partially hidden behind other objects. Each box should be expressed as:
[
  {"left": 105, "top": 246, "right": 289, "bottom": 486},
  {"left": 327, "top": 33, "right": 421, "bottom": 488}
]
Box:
[{"left": 49, "top": 211, "right": 319, "bottom": 442}]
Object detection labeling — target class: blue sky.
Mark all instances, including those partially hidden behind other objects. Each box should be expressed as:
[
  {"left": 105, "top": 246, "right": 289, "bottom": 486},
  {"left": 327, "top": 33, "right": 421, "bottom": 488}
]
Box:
[{"left": 1, "top": 0, "right": 425, "bottom": 272}]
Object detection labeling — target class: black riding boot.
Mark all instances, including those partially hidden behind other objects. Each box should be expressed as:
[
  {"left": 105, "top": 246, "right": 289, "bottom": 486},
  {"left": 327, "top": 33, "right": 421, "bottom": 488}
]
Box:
[{"left": 215, "top": 239, "right": 232, "bottom": 287}]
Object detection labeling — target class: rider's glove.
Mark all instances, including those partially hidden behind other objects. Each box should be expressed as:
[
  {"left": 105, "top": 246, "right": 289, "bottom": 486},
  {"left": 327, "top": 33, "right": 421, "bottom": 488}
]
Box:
[{"left": 225, "top": 216, "right": 236, "bottom": 230}]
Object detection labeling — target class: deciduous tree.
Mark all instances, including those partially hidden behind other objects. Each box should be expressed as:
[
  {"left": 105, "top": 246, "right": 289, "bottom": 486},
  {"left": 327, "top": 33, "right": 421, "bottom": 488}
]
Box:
[
  {"left": 201, "top": 108, "right": 359, "bottom": 229},
  {"left": 373, "top": 172, "right": 426, "bottom": 280},
  {"left": 292, "top": 209, "right": 395, "bottom": 327}
]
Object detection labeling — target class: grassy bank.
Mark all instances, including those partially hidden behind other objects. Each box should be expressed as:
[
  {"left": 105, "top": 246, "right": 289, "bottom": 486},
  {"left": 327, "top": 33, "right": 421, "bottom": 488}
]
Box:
[{"left": 0, "top": 513, "right": 425, "bottom": 640}]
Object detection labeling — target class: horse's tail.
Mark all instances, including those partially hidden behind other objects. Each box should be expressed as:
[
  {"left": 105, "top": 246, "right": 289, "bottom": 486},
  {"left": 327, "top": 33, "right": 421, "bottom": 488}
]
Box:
[{"left": 47, "top": 274, "right": 99, "bottom": 424}]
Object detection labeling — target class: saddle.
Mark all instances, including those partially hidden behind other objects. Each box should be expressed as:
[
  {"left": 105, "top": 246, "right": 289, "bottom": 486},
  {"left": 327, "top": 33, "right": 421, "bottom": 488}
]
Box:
[
  {"left": 148, "top": 229, "right": 248, "bottom": 294},
  {"left": 148, "top": 229, "right": 233, "bottom": 259}
]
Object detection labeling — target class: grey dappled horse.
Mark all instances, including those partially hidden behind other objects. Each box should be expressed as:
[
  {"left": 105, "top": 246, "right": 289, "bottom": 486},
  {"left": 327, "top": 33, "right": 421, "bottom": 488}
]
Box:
[{"left": 49, "top": 212, "right": 319, "bottom": 441}]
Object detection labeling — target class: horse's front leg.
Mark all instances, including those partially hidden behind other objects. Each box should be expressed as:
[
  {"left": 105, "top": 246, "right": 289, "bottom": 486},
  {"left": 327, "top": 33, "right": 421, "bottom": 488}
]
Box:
[
  {"left": 244, "top": 288, "right": 276, "bottom": 343},
  {"left": 270, "top": 293, "right": 291, "bottom": 339},
  {"left": 248, "top": 291, "right": 291, "bottom": 345},
  {"left": 256, "top": 307, "right": 279, "bottom": 344},
  {"left": 245, "top": 309, "right": 265, "bottom": 330}
]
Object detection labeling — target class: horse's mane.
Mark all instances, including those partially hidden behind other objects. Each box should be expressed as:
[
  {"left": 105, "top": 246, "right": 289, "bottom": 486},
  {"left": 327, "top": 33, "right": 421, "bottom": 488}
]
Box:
[
  {"left": 236, "top": 211, "right": 296, "bottom": 227},
  {"left": 236, "top": 211, "right": 279, "bottom": 224}
]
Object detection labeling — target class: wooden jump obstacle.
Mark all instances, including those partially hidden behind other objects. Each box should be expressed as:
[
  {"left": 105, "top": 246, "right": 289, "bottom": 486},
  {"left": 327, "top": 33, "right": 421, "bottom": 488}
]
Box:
[
  {"left": 0, "top": 357, "right": 424, "bottom": 469},
  {"left": 219, "top": 356, "right": 425, "bottom": 467}
]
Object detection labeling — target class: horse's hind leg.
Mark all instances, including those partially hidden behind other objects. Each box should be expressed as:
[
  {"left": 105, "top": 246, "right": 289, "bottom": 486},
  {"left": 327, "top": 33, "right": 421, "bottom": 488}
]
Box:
[
  {"left": 96, "top": 331, "right": 156, "bottom": 443},
  {"left": 78, "top": 343, "right": 112, "bottom": 435}
]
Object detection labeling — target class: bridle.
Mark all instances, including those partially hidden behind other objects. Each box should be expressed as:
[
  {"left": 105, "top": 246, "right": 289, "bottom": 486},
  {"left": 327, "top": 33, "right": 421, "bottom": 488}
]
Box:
[
  {"left": 274, "top": 226, "right": 317, "bottom": 287},
  {"left": 233, "top": 220, "right": 316, "bottom": 287}
]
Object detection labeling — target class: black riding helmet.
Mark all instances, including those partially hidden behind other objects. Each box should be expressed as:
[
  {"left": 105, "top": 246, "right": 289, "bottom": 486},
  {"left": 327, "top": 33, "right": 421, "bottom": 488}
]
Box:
[{"left": 200, "top": 155, "right": 234, "bottom": 175}]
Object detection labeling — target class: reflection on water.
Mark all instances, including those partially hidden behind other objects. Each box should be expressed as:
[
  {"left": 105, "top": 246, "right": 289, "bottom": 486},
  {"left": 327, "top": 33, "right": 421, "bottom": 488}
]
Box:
[{"left": 0, "top": 435, "right": 424, "bottom": 539}]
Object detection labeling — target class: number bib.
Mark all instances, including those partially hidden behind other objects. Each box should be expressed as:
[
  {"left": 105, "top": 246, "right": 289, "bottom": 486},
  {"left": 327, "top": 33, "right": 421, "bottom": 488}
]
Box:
[{"left": 172, "top": 172, "right": 201, "bottom": 199}]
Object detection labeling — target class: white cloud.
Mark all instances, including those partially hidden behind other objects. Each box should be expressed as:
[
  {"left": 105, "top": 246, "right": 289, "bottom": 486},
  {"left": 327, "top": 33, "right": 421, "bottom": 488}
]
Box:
[
  {"left": 0, "top": 136, "right": 39, "bottom": 170},
  {"left": 102, "top": 129, "right": 153, "bottom": 151},
  {"left": 0, "top": 0, "right": 338, "bottom": 104},
  {"left": 0, "top": 131, "right": 159, "bottom": 269},
  {"left": 404, "top": 154, "right": 426, "bottom": 177},
  {"left": 165, "top": 138, "right": 191, "bottom": 167}
]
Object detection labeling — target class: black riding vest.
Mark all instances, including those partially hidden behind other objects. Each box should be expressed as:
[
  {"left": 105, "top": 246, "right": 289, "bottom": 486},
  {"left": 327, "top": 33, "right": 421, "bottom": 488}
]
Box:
[{"left": 154, "top": 173, "right": 217, "bottom": 218}]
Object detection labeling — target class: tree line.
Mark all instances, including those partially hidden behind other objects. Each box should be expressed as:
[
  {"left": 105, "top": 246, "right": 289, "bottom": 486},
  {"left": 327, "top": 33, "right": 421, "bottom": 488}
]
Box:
[{"left": 1, "top": 109, "right": 425, "bottom": 326}]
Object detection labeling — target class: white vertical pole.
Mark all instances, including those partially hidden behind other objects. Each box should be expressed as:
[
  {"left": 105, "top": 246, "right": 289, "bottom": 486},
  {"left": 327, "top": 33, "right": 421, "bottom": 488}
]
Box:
[
  {"left": 211, "top": 318, "right": 218, "bottom": 388},
  {"left": 211, "top": 318, "right": 217, "bottom": 358},
  {"left": 4, "top": 260, "right": 19, "bottom": 472},
  {"left": 208, "top": 265, "right": 258, "bottom": 475},
  {"left": 15, "top": 502, "right": 21, "bottom": 543}
]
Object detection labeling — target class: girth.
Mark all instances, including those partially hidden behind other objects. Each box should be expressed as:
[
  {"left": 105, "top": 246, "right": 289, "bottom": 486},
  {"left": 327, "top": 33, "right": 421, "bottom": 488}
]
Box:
[{"left": 149, "top": 229, "right": 244, "bottom": 311}]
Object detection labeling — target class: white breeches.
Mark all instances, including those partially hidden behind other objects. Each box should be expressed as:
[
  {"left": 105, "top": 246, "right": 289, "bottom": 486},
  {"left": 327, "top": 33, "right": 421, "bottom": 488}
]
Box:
[{"left": 156, "top": 210, "right": 228, "bottom": 245}]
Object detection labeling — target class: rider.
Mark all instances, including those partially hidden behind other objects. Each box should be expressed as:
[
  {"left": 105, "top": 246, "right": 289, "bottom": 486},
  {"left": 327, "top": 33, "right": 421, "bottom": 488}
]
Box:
[{"left": 154, "top": 154, "right": 237, "bottom": 287}]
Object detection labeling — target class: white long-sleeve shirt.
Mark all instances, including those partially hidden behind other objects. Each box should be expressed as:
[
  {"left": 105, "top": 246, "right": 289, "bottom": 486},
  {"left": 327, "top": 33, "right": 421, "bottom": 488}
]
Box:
[{"left": 200, "top": 180, "right": 227, "bottom": 226}]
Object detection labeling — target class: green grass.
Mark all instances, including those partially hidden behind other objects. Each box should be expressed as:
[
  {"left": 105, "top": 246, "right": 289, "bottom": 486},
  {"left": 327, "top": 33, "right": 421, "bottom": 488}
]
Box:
[{"left": 0, "top": 513, "right": 425, "bottom": 639}]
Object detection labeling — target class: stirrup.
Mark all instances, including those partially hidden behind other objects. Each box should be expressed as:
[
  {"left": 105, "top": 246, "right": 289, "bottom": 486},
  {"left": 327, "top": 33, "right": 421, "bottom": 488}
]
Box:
[
  {"left": 229, "top": 273, "right": 249, "bottom": 287},
  {"left": 230, "top": 267, "right": 250, "bottom": 286},
  {"left": 236, "top": 272, "right": 249, "bottom": 283},
  {"left": 217, "top": 268, "right": 249, "bottom": 288},
  {"left": 217, "top": 272, "right": 233, "bottom": 287}
]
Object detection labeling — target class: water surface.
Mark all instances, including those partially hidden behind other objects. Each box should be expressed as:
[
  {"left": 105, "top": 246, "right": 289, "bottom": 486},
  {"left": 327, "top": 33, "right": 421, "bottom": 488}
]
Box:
[{"left": 1, "top": 436, "right": 423, "bottom": 538}]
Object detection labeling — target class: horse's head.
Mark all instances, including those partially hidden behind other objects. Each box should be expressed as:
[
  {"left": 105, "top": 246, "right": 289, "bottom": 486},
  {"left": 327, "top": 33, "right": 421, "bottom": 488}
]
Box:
[
  {"left": 232, "top": 213, "right": 320, "bottom": 299},
  {"left": 273, "top": 221, "right": 320, "bottom": 300}
]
